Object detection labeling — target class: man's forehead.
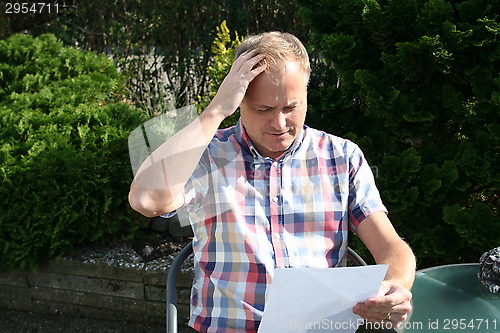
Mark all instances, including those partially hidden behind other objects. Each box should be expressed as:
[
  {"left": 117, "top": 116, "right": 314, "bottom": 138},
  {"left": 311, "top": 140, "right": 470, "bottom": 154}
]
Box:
[
  {"left": 254, "top": 99, "right": 303, "bottom": 108},
  {"left": 253, "top": 60, "right": 307, "bottom": 87},
  {"left": 282, "top": 60, "right": 302, "bottom": 72},
  {"left": 264, "top": 59, "right": 303, "bottom": 75}
]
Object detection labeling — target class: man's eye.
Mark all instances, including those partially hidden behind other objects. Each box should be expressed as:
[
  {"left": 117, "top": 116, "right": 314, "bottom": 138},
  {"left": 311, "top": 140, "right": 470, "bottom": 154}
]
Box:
[{"left": 258, "top": 108, "right": 271, "bottom": 112}]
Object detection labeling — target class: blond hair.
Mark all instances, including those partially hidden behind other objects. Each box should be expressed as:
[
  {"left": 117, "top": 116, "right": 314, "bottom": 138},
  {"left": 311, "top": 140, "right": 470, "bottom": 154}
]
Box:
[{"left": 235, "top": 31, "right": 310, "bottom": 84}]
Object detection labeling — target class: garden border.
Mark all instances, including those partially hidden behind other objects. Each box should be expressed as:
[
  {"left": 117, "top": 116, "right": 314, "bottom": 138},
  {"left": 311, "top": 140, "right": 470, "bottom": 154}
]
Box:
[{"left": 0, "top": 256, "right": 194, "bottom": 326}]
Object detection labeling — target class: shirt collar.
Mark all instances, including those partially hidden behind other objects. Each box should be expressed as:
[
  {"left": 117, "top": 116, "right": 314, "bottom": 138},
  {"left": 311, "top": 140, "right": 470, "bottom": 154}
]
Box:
[{"left": 235, "top": 118, "right": 305, "bottom": 161}]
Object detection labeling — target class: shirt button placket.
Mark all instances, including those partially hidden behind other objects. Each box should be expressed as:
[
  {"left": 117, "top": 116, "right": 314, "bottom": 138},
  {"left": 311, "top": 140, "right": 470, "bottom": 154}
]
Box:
[{"left": 269, "top": 160, "right": 286, "bottom": 267}]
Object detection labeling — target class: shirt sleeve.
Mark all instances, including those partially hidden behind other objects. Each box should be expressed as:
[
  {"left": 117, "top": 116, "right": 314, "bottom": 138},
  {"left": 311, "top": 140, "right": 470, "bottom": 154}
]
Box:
[
  {"left": 182, "top": 149, "right": 211, "bottom": 208},
  {"left": 161, "top": 149, "right": 211, "bottom": 218},
  {"left": 347, "top": 143, "right": 387, "bottom": 231}
]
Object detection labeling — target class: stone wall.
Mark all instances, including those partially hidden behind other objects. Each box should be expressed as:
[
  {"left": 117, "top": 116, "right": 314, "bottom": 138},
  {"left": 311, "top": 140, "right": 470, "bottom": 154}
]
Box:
[{"left": 0, "top": 256, "right": 194, "bottom": 328}]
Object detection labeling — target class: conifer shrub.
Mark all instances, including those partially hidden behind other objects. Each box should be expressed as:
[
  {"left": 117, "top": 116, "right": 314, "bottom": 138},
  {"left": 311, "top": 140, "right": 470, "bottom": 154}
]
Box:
[
  {"left": 0, "top": 34, "right": 145, "bottom": 270},
  {"left": 297, "top": 0, "right": 499, "bottom": 267}
]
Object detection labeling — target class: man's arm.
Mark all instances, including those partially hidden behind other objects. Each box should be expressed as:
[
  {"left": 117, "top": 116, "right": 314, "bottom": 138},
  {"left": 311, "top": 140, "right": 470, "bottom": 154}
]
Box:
[
  {"left": 128, "top": 110, "right": 223, "bottom": 217},
  {"left": 128, "top": 50, "right": 266, "bottom": 217},
  {"left": 353, "top": 211, "right": 416, "bottom": 326}
]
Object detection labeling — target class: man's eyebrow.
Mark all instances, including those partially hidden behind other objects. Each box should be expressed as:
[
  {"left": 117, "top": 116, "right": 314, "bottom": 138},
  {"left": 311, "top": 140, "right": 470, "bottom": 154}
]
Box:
[
  {"left": 286, "top": 101, "right": 302, "bottom": 107},
  {"left": 255, "top": 100, "right": 302, "bottom": 109}
]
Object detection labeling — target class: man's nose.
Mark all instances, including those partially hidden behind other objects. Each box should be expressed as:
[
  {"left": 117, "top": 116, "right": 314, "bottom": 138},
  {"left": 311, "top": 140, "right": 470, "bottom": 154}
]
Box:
[{"left": 270, "top": 111, "right": 287, "bottom": 130}]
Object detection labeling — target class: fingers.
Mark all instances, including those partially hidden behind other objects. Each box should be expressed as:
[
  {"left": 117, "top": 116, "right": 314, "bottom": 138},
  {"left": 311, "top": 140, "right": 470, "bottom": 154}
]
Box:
[
  {"left": 353, "top": 301, "right": 410, "bottom": 322},
  {"left": 231, "top": 49, "right": 254, "bottom": 71},
  {"left": 245, "top": 59, "right": 267, "bottom": 82},
  {"left": 231, "top": 49, "right": 266, "bottom": 76},
  {"left": 353, "top": 288, "right": 413, "bottom": 328},
  {"left": 233, "top": 49, "right": 259, "bottom": 65},
  {"left": 365, "top": 287, "right": 413, "bottom": 309}
]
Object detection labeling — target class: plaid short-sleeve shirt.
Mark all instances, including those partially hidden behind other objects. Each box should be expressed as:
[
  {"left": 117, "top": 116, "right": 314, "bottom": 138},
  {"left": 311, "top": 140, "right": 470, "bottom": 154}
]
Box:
[{"left": 178, "top": 120, "right": 387, "bottom": 332}]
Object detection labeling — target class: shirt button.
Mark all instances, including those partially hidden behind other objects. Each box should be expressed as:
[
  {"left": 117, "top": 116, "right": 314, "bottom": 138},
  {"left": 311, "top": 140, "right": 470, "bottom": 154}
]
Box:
[
  {"left": 272, "top": 196, "right": 279, "bottom": 202},
  {"left": 272, "top": 161, "right": 278, "bottom": 167},
  {"left": 274, "top": 234, "right": 280, "bottom": 240}
]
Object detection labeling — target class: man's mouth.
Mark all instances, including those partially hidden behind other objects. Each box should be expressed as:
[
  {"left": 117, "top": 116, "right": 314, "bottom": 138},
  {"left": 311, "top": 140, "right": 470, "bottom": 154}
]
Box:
[{"left": 268, "top": 130, "right": 290, "bottom": 138}]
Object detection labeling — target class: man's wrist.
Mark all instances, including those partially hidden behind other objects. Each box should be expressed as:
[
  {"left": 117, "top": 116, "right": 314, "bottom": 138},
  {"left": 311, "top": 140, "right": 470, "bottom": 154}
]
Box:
[
  {"left": 383, "top": 276, "right": 415, "bottom": 291},
  {"left": 203, "top": 103, "right": 230, "bottom": 122}
]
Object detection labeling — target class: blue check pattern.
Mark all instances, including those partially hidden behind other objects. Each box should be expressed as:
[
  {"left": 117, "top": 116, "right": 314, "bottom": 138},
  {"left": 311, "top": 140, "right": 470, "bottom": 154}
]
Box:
[{"left": 176, "top": 120, "right": 387, "bottom": 332}]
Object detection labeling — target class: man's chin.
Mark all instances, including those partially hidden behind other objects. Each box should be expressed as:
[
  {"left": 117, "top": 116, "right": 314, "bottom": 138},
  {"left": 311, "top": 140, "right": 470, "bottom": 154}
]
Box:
[{"left": 264, "top": 143, "right": 293, "bottom": 158}]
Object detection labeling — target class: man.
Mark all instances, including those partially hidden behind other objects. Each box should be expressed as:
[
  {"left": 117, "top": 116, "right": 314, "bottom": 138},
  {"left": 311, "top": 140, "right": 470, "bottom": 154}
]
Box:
[{"left": 129, "top": 31, "right": 415, "bottom": 332}]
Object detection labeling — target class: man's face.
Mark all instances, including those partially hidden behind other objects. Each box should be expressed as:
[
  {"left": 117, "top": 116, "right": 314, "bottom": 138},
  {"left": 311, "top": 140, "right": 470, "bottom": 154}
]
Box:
[{"left": 239, "top": 60, "right": 308, "bottom": 160}]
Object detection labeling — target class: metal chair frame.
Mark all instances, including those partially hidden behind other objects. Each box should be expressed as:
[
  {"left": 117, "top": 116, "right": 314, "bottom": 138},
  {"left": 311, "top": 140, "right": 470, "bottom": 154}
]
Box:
[{"left": 166, "top": 242, "right": 367, "bottom": 333}]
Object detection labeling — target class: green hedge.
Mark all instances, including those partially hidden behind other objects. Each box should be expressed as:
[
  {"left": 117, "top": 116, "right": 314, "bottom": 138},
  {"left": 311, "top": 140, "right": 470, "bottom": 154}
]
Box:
[
  {"left": 297, "top": 0, "right": 499, "bottom": 267},
  {"left": 0, "top": 34, "right": 145, "bottom": 270}
]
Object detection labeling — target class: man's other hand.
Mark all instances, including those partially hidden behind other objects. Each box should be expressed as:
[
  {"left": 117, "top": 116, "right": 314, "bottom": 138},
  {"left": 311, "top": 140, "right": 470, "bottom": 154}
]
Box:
[{"left": 352, "top": 280, "right": 413, "bottom": 329}]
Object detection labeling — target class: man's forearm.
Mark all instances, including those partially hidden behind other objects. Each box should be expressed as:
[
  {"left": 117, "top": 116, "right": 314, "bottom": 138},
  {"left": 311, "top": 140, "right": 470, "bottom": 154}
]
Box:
[
  {"left": 356, "top": 212, "right": 416, "bottom": 289},
  {"left": 352, "top": 238, "right": 415, "bottom": 325},
  {"left": 375, "top": 239, "right": 416, "bottom": 290},
  {"left": 129, "top": 106, "right": 225, "bottom": 217}
]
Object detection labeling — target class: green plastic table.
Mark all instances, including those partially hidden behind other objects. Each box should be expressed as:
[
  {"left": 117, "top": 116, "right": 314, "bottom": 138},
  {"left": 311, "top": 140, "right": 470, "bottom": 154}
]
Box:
[{"left": 404, "top": 263, "right": 500, "bottom": 332}]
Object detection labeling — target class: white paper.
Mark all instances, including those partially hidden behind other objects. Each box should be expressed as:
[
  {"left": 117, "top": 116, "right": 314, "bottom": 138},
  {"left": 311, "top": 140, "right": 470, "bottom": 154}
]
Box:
[{"left": 258, "top": 265, "right": 389, "bottom": 333}]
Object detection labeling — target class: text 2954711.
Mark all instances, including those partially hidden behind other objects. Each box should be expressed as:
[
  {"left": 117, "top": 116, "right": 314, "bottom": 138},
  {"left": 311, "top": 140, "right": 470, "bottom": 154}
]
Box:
[{"left": 4, "top": 3, "right": 60, "bottom": 14}]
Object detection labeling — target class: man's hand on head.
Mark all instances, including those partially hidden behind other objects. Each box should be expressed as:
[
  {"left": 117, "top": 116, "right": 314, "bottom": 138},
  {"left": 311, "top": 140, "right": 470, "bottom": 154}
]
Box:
[{"left": 207, "top": 49, "right": 267, "bottom": 120}]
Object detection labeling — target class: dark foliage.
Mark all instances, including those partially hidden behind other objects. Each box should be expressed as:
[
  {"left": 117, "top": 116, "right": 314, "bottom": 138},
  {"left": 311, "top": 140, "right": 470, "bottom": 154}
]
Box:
[{"left": 297, "top": 0, "right": 499, "bottom": 267}]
